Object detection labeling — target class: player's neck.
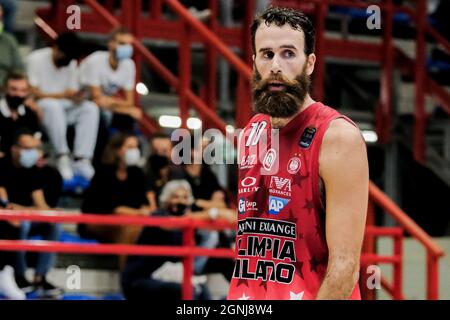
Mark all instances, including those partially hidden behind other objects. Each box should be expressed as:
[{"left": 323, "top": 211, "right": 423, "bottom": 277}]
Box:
[{"left": 270, "top": 95, "right": 316, "bottom": 129}]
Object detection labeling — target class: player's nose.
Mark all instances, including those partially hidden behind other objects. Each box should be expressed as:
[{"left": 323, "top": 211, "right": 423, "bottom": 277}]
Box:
[{"left": 269, "top": 56, "right": 282, "bottom": 74}]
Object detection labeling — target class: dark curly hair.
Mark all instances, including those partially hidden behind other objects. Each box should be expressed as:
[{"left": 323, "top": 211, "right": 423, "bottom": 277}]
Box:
[{"left": 251, "top": 6, "right": 316, "bottom": 55}]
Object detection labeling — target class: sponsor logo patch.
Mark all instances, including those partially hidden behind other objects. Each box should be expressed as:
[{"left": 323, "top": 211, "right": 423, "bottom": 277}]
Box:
[{"left": 268, "top": 196, "right": 290, "bottom": 215}]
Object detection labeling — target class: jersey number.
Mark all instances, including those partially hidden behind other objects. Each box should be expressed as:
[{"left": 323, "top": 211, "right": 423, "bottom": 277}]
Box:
[{"left": 246, "top": 121, "right": 267, "bottom": 147}]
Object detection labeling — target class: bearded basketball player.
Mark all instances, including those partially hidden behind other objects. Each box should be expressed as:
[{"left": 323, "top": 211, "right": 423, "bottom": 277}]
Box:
[{"left": 227, "top": 7, "right": 369, "bottom": 300}]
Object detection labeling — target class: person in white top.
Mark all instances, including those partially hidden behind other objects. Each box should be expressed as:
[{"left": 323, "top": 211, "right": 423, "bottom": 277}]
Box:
[
  {"left": 80, "top": 27, "right": 142, "bottom": 132},
  {"left": 26, "top": 32, "right": 100, "bottom": 181}
]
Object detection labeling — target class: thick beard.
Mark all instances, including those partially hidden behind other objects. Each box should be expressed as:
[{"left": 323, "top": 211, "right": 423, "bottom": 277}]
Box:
[{"left": 252, "top": 65, "right": 311, "bottom": 118}]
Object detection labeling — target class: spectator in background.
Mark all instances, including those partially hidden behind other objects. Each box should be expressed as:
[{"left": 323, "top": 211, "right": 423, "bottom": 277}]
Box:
[
  {"left": 0, "top": 0, "right": 16, "bottom": 33},
  {"left": 0, "top": 72, "right": 42, "bottom": 158},
  {"left": 146, "top": 132, "right": 184, "bottom": 209},
  {"left": 27, "top": 32, "right": 100, "bottom": 182},
  {"left": 0, "top": 4, "right": 23, "bottom": 88},
  {"left": 121, "top": 180, "right": 203, "bottom": 300},
  {"left": 121, "top": 180, "right": 236, "bottom": 300},
  {"left": 79, "top": 132, "right": 151, "bottom": 268},
  {"left": 180, "top": 137, "right": 226, "bottom": 203},
  {"left": 80, "top": 27, "right": 142, "bottom": 133},
  {"left": 0, "top": 130, "right": 63, "bottom": 298}
]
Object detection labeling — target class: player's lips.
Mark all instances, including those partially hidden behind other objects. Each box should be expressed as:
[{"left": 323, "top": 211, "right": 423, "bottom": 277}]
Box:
[{"left": 267, "top": 81, "right": 286, "bottom": 91}]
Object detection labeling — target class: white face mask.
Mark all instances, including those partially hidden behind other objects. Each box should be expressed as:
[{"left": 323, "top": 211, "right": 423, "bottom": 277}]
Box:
[{"left": 124, "top": 148, "right": 141, "bottom": 166}]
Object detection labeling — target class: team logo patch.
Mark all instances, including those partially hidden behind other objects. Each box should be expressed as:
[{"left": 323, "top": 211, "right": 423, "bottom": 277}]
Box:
[
  {"left": 268, "top": 196, "right": 290, "bottom": 215},
  {"left": 287, "top": 157, "right": 301, "bottom": 174},
  {"left": 299, "top": 127, "right": 316, "bottom": 149},
  {"left": 262, "top": 148, "right": 277, "bottom": 171}
]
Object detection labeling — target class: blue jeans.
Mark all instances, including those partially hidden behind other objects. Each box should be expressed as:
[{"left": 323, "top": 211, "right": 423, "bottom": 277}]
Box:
[
  {"left": 0, "top": 0, "right": 17, "bottom": 33},
  {"left": 194, "top": 230, "right": 219, "bottom": 275},
  {"left": 16, "top": 222, "right": 62, "bottom": 277}
]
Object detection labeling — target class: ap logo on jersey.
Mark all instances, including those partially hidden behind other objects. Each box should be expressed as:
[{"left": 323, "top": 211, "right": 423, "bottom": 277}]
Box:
[{"left": 268, "top": 196, "right": 290, "bottom": 215}]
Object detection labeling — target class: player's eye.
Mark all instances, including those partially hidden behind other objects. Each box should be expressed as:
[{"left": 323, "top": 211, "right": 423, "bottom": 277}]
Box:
[
  {"left": 262, "top": 51, "right": 274, "bottom": 59},
  {"left": 283, "top": 50, "right": 296, "bottom": 59}
]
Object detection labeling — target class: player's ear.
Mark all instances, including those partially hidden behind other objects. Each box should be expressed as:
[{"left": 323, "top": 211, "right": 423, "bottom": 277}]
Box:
[
  {"left": 306, "top": 53, "right": 316, "bottom": 76},
  {"left": 252, "top": 54, "right": 256, "bottom": 62}
]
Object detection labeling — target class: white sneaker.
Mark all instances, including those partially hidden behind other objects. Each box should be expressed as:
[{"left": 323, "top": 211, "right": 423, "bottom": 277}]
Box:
[
  {"left": 73, "top": 159, "right": 95, "bottom": 181},
  {"left": 0, "top": 266, "right": 26, "bottom": 300},
  {"left": 57, "top": 155, "right": 74, "bottom": 180}
]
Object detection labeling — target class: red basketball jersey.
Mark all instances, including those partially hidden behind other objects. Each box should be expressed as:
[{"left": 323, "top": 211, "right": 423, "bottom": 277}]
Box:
[{"left": 227, "top": 102, "right": 361, "bottom": 300}]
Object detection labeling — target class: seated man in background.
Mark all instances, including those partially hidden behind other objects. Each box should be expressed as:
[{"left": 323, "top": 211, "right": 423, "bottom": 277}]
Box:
[
  {"left": 27, "top": 32, "right": 100, "bottom": 181},
  {"left": 0, "top": 130, "right": 63, "bottom": 298},
  {"left": 0, "top": 72, "right": 42, "bottom": 158},
  {"left": 0, "top": 4, "right": 24, "bottom": 88},
  {"left": 79, "top": 27, "right": 142, "bottom": 133},
  {"left": 121, "top": 180, "right": 235, "bottom": 301}
]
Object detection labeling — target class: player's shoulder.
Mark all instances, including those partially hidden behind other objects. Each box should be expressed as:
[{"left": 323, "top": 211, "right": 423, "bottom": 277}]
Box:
[{"left": 322, "top": 117, "right": 366, "bottom": 155}]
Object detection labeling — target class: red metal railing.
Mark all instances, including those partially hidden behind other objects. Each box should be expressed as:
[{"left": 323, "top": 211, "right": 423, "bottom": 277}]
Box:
[
  {"left": 361, "top": 226, "right": 404, "bottom": 300},
  {"left": 0, "top": 210, "right": 236, "bottom": 300},
  {"left": 367, "top": 182, "right": 445, "bottom": 300},
  {"left": 0, "top": 210, "right": 408, "bottom": 300}
]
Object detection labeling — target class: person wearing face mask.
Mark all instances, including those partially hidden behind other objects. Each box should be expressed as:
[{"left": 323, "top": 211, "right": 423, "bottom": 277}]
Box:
[
  {"left": 0, "top": 129, "right": 63, "bottom": 298},
  {"left": 121, "top": 180, "right": 207, "bottom": 300},
  {"left": 79, "top": 27, "right": 142, "bottom": 133},
  {"left": 0, "top": 73, "right": 42, "bottom": 158},
  {"left": 26, "top": 32, "right": 100, "bottom": 182},
  {"left": 121, "top": 179, "right": 236, "bottom": 300},
  {"left": 79, "top": 132, "right": 151, "bottom": 269},
  {"left": 145, "top": 132, "right": 185, "bottom": 210},
  {"left": 0, "top": 4, "right": 24, "bottom": 88}
]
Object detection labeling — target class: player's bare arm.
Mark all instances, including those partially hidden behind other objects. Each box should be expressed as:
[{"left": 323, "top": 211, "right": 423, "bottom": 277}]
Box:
[{"left": 316, "top": 118, "right": 368, "bottom": 299}]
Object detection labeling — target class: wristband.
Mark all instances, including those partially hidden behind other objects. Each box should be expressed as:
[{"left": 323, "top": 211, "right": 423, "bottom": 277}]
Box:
[{"left": 208, "top": 207, "right": 219, "bottom": 220}]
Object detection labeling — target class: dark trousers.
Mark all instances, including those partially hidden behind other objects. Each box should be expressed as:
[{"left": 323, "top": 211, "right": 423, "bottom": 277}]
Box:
[{"left": 0, "top": 221, "right": 19, "bottom": 269}]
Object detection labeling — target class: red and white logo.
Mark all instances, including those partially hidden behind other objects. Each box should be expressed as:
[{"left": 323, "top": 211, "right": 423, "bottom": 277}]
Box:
[
  {"left": 269, "top": 176, "right": 292, "bottom": 197},
  {"left": 287, "top": 157, "right": 301, "bottom": 174},
  {"left": 239, "top": 177, "right": 259, "bottom": 194},
  {"left": 263, "top": 148, "right": 277, "bottom": 171}
]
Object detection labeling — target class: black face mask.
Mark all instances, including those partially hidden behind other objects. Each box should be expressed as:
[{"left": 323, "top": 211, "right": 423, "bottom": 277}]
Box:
[
  {"left": 5, "top": 94, "right": 26, "bottom": 110},
  {"left": 54, "top": 56, "right": 72, "bottom": 67},
  {"left": 170, "top": 203, "right": 188, "bottom": 216}
]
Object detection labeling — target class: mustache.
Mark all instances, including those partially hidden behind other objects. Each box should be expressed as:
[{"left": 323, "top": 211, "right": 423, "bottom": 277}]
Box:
[{"left": 252, "top": 72, "right": 301, "bottom": 92}]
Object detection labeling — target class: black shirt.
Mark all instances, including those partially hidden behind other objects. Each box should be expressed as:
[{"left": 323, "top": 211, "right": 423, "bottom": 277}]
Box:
[
  {"left": 81, "top": 165, "right": 148, "bottom": 214},
  {"left": 121, "top": 209, "right": 182, "bottom": 284},
  {"left": 180, "top": 165, "right": 223, "bottom": 201},
  {"left": 0, "top": 100, "right": 41, "bottom": 155},
  {"left": 0, "top": 157, "right": 43, "bottom": 206}
]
